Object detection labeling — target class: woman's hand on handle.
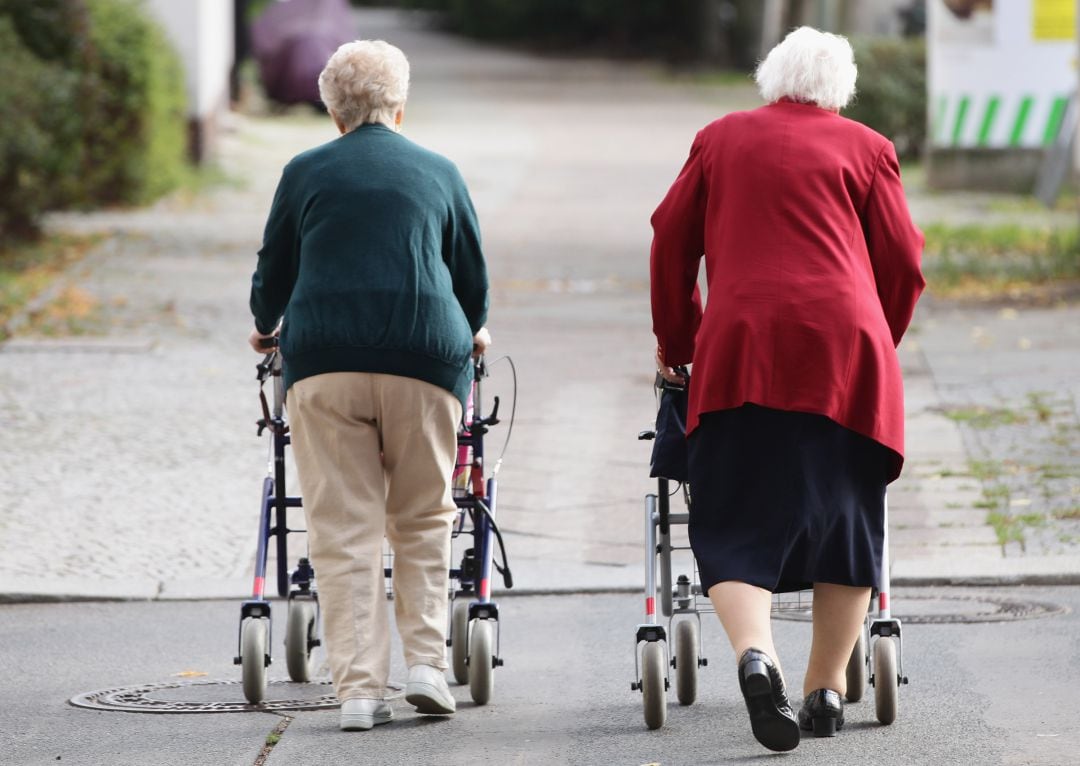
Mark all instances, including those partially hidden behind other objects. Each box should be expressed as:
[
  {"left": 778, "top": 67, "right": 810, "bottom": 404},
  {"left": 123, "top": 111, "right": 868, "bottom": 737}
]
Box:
[
  {"left": 473, "top": 326, "right": 492, "bottom": 359},
  {"left": 249, "top": 326, "right": 279, "bottom": 353},
  {"left": 655, "top": 345, "right": 687, "bottom": 385}
]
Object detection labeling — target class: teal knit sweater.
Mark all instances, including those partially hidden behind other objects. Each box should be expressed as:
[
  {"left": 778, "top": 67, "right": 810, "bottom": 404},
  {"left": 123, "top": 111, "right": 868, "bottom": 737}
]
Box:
[{"left": 250, "top": 123, "right": 489, "bottom": 408}]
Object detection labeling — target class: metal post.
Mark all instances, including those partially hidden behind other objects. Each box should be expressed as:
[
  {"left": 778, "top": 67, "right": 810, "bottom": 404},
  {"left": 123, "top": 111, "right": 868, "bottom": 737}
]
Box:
[
  {"left": 644, "top": 495, "right": 658, "bottom": 625},
  {"left": 879, "top": 493, "right": 892, "bottom": 620},
  {"left": 761, "top": 0, "right": 785, "bottom": 59}
]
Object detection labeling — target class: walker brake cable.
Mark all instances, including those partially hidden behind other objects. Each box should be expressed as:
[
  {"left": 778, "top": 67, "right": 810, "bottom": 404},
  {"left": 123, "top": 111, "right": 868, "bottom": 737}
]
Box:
[
  {"left": 484, "top": 355, "right": 517, "bottom": 478},
  {"left": 475, "top": 498, "right": 513, "bottom": 590}
]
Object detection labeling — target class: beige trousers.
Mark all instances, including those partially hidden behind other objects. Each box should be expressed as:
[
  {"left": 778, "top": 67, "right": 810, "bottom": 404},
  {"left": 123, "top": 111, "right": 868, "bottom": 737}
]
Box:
[{"left": 288, "top": 372, "right": 462, "bottom": 701}]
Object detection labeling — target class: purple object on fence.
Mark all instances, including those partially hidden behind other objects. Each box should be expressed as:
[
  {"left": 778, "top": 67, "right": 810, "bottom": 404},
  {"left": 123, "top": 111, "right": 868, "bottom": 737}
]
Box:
[{"left": 251, "top": 0, "right": 356, "bottom": 106}]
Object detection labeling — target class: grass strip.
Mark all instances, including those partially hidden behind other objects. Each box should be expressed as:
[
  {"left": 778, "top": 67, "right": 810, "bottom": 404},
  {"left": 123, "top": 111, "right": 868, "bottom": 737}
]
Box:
[
  {"left": 0, "top": 234, "right": 102, "bottom": 341},
  {"left": 921, "top": 223, "right": 1080, "bottom": 298}
]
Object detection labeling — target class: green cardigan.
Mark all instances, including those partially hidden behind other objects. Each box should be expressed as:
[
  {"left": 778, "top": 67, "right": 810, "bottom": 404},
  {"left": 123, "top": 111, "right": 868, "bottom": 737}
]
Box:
[{"left": 250, "top": 123, "right": 489, "bottom": 408}]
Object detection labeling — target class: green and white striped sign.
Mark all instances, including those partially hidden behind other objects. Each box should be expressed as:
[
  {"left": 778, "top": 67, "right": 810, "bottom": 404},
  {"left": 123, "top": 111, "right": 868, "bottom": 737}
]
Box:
[
  {"left": 932, "top": 93, "right": 1072, "bottom": 148},
  {"left": 929, "top": 0, "right": 1076, "bottom": 152}
]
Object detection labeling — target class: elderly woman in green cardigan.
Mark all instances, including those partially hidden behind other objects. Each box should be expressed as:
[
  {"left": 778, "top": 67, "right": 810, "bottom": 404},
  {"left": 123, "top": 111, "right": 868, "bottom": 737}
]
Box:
[{"left": 248, "top": 40, "right": 490, "bottom": 732}]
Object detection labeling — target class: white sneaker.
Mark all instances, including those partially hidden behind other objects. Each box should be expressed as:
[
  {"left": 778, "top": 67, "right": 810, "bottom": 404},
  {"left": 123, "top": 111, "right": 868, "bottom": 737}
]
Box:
[
  {"left": 405, "top": 665, "right": 456, "bottom": 714},
  {"left": 339, "top": 698, "right": 393, "bottom": 731}
]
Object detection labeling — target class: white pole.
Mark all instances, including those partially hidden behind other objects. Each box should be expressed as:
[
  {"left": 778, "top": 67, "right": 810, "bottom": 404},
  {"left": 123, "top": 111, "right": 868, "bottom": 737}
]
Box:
[
  {"left": 1075, "top": 0, "right": 1079, "bottom": 184},
  {"left": 761, "top": 0, "right": 785, "bottom": 60},
  {"left": 880, "top": 493, "right": 891, "bottom": 620}
]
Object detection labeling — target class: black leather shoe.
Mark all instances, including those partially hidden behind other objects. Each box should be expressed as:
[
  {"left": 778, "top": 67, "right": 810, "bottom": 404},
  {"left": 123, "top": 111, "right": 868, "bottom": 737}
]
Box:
[
  {"left": 798, "top": 689, "right": 845, "bottom": 737},
  {"left": 737, "top": 648, "right": 800, "bottom": 752}
]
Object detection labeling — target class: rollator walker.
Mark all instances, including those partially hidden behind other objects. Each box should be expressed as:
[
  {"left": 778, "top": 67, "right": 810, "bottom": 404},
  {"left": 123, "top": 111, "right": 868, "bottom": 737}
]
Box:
[
  {"left": 630, "top": 373, "right": 908, "bottom": 729},
  {"left": 234, "top": 346, "right": 514, "bottom": 707}
]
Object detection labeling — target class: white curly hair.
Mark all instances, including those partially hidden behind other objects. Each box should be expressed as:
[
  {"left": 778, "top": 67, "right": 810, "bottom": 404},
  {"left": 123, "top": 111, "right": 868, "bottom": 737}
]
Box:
[
  {"left": 754, "top": 26, "right": 857, "bottom": 111},
  {"left": 318, "top": 40, "right": 410, "bottom": 130}
]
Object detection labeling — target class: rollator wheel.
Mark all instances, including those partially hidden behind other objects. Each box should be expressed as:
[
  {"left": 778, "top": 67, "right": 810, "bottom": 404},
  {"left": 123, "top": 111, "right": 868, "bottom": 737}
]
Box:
[
  {"left": 873, "top": 637, "right": 899, "bottom": 724},
  {"left": 674, "top": 620, "right": 698, "bottom": 706},
  {"left": 451, "top": 600, "right": 469, "bottom": 685},
  {"left": 641, "top": 641, "right": 667, "bottom": 730},
  {"left": 285, "top": 600, "right": 316, "bottom": 683},
  {"left": 468, "top": 619, "right": 495, "bottom": 705},
  {"left": 845, "top": 627, "right": 867, "bottom": 702},
  {"left": 241, "top": 618, "right": 269, "bottom": 704}
]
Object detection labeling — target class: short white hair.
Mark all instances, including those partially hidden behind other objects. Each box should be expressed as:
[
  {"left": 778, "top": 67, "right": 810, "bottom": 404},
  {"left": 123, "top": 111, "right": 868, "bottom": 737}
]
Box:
[
  {"left": 754, "top": 26, "right": 857, "bottom": 111},
  {"left": 318, "top": 40, "right": 410, "bottom": 130}
]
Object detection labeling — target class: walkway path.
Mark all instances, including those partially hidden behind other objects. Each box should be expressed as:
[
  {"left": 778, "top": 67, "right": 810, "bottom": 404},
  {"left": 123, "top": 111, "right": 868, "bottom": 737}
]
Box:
[{"left": 1, "top": 9, "right": 1078, "bottom": 602}]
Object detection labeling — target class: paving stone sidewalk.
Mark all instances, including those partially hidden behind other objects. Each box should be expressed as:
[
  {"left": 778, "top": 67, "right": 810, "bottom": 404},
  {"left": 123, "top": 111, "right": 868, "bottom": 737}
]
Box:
[{"left": 1, "top": 9, "right": 1078, "bottom": 602}]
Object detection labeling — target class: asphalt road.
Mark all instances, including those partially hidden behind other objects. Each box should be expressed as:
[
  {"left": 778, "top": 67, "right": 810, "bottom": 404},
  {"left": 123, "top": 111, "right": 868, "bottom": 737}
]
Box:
[{"left": 2, "top": 586, "right": 1077, "bottom": 765}]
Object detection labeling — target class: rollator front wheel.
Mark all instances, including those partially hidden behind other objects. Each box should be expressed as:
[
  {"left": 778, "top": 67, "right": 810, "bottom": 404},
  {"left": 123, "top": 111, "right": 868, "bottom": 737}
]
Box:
[
  {"left": 241, "top": 618, "right": 269, "bottom": 704},
  {"left": 873, "top": 637, "right": 899, "bottom": 724},
  {"left": 674, "top": 620, "right": 698, "bottom": 706},
  {"left": 641, "top": 641, "right": 667, "bottom": 729},
  {"left": 468, "top": 619, "right": 495, "bottom": 705},
  {"left": 845, "top": 627, "right": 867, "bottom": 702},
  {"left": 451, "top": 600, "right": 469, "bottom": 685},
  {"left": 285, "top": 600, "right": 316, "bottom": 683}
]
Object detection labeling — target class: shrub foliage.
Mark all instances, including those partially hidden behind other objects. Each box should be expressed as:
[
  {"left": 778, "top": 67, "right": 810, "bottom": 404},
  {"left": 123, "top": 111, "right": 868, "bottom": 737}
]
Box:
[
  {"left": 0, "top": 0, "right": 187, "bottom": 243},
  {"left": 846, "top": 36, "right": 927, "bottom": 160},
  {"left": 400, "top": 0, "right": 710, "bottom": 62}
]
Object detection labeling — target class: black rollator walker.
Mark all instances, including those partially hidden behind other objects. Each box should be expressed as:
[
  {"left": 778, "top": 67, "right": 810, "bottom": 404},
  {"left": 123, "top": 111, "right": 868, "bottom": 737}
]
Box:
[
  {"left": 631, "top": 373, "right": 907, "bottom": 730},
  {"left": 235, "top": 347, "right": 515, "bottom": 706}
]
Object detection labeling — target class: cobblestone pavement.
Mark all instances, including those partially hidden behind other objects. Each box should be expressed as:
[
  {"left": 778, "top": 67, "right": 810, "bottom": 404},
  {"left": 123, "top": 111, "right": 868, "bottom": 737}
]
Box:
[{"left": 1, "top": 9, "right": 1078, "bottom": 599}]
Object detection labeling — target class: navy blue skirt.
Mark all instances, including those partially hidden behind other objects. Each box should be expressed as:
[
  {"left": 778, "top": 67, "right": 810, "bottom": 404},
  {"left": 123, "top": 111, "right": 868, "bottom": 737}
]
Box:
[{"left": 687, "top": 404, "right": 888, "bottom": 594}]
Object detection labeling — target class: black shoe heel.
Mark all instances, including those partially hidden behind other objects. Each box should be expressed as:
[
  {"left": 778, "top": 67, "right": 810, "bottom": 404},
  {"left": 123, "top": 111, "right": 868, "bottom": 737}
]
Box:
[
  {"left": 799, "top": 689, "right": 845, "bottom": 738},
  {"left": 741, "top": 660, "right": 770, "bottom": 696},
  {"left": 737, "top": 649, "right": 800, "bottom": 753}
]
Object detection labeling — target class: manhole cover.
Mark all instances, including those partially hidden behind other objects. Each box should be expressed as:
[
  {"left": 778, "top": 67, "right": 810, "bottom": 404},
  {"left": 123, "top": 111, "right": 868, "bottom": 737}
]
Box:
[
  {"left": 70, "top": 679, "right": 404, "bottom": 714},
  {"left": 773, "top": 593, "right": 1067, "bottom": 624}
]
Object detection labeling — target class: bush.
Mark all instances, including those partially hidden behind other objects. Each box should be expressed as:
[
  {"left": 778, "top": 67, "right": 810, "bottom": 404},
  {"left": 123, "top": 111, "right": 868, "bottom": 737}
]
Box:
[
  {"left": 399, "top": 0, "right": 708, "bottom": 61},
  {"left": 0, "top": 0, "right": 187, "bottom": 243},
  {"left": 846, "top": 37, "right": 926, "bottom": 160},
  {"left": 80, "top": 0, "right": 188, "bottom": 204},
  {"left": 0, "top": 18, "right": 82, "bottom": 241}
]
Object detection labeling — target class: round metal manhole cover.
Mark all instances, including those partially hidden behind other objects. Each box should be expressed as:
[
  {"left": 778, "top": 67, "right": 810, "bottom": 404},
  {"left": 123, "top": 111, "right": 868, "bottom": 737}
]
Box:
[
  {"left": 773, "top": 593, "right": 1068, "bottom": 624},
  {"left": 70, "top": 679, "right": 404, "bottom": 714}
]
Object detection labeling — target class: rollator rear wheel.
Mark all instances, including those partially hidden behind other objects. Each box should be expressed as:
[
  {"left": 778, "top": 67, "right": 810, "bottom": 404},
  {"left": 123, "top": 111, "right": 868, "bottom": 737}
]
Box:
[
  {"left": 845, "top": 627, "right": 867, "bottom": 702},
  {"left": 468, "top": 619, "right": 495, "bottom": 705},
  {"left": 873, "top": 637, "right": 898, "bottom": 724},
  {"left": 674, "top": 620, "right": 698, "bottom": 706},
  {"left": 285, "top": 600, "right": 316, "bottom": 683},
  {"left": 241, "top": 618, "right": 269, "bottom": 704},
  {"left": 641, "top": 641, "right": 667, "bottom": 729},
  {"left": 451, "top": 600, "right": 469, "bottom": 685}
]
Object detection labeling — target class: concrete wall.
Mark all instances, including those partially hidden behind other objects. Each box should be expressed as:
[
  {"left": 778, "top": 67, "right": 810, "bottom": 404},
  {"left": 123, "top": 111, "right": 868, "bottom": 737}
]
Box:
[{"left": 146, "top": 0, "right": 235, "bottom": 162}]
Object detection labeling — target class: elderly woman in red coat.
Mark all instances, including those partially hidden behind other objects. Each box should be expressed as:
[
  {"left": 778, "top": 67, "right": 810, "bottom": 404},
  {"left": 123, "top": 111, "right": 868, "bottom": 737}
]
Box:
[{"left": 651, "top": 27, "right": 924, "bottom": 752}]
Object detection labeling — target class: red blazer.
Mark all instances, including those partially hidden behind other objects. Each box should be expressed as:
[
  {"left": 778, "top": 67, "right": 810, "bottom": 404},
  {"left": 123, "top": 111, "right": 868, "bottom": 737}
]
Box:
[{"left": 650, "top": 100, "right": 925, "bottom": 481}]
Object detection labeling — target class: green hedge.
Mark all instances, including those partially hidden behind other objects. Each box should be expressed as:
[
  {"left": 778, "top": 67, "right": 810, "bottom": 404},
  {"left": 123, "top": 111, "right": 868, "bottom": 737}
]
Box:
[
  {"left": 0, "top": 0, "right": 187, "bottom": 244},
  {"left": 399, "top": 0, "right": 708, "bottom": 61},
  {"left": 0, "top": 18, "right": 82, "bottom": 240},
  {"left": 81, "top": 0, "right": 188, "bottom": 204},
  {"left": 847, "top": 37, "right": 926, "bottom": 160}
]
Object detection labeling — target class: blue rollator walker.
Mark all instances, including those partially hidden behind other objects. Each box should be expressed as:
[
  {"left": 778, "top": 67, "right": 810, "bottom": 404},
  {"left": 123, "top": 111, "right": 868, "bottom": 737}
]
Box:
[
  {"left": 234, "top": 346, "right": 319, "bottom": 705},
  {"left": 235, "top": 346, "right": 514, "bottom": 706},
  {"left": 448, "top": 356, "right": 515, "bottom": 704}
]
